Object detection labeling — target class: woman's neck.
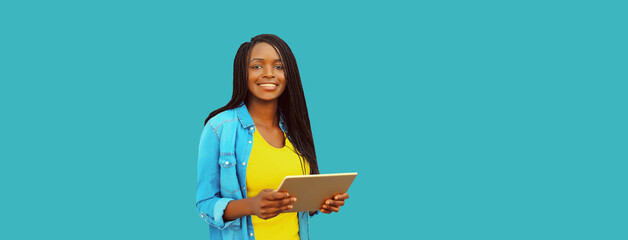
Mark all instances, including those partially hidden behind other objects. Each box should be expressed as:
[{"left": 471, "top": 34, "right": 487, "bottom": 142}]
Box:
[{"left": 246, "top": 98, "right": 279, "bottom": 128}]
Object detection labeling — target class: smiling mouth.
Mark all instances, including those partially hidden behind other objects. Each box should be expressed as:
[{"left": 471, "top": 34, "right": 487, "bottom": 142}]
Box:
[
  {"left": 257, "top": 83, "right": 279, "bottom": 90},
  {"left": 257, "top": 83, "right": 278, "bottom": 87}
]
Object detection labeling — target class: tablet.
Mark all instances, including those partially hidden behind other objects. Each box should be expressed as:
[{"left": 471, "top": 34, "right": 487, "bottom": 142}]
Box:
[{"left": 277, "top": 172, "right": 357, "bottom": 213}]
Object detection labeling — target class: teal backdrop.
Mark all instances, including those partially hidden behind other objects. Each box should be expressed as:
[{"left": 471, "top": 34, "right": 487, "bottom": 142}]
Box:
[{"left": 1, "top": 0, "right": 626, "bottom": 239}]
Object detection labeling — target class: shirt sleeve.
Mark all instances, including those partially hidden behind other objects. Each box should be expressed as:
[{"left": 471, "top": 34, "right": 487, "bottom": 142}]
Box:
[{"left": 196, "top": 123, "right": 241, "bottom": 229}]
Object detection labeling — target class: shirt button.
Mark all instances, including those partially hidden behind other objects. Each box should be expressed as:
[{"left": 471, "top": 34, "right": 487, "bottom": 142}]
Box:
[
  {"left": 242, "top": 162, "right": 246, "bottom": 165},
  {"left": 250, "top": 233, "right": 253, "bottom": 237},
  {"left": 243, "top": 187, "right": 246, "bottom": 190},
  {"left": 225, "top": 161, "right": 229, "bottom": 165},
  {"left": 250, "top": 127, "right": 254, "bottom": 131},
  {"left": 249, "top": 141, "right": 252, "bottom": 144},
  {"left": 200, "top": 214, "right": 204, "bottom": 218}
]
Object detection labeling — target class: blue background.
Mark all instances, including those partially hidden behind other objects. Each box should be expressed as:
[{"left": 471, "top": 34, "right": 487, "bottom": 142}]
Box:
[{"left": 1, "top": 0, "right": 626, "bottom": 239}]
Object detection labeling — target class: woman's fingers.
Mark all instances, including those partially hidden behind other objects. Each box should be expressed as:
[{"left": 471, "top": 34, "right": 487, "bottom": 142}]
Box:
[
  {"left": 321, "top": 203, "right": 339, "bottom": 212},
  {"left": 319, "top": 193, "right": 349, "bottom": 214},
  {"left": 252, "top": 190, "right": 297, "bottom": 219},
  {"left": 264, "top": 190, "right": 290, "bottom": 201},
  {"left": 268, "top": 196, "right": 295, "bottom": 208},
  {"left": 261, "top": 192, "right": 296, "bottom": 214},
  {"left": 270, "top": 198, "right": 295, "bottom": 211},
  {"left": 328, "top": 205, "right": 340, "bottom": 212},
  {"left": 320, "top": 205, "right": 338, "bottom": 213},
  {"left": 280, "top": 197, "right": 297, "bottom": 206},
  {"left": 280, "top": 204, "right": 293, "bottom": 211},
  {"left": 261, "top": 204, "right": 289, "bottom": 217},
  {"left": 333, "top": 193, "right": 349, "bottom": 201},
  {"left": 324, "top": 199, "right": 345, "bottom": 207}
]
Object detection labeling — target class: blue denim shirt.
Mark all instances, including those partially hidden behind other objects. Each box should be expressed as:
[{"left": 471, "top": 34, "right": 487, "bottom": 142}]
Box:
[{"left": 196, "top": 102, "right": 318, "bottom": 239}]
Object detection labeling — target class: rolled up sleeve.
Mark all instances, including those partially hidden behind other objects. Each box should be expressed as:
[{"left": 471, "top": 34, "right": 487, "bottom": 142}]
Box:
[
  {"left": 196, "top": 197, "right": 239, "bottom": 229},
  {"left": 195, "top": 123, "right": 241, "bottom": 229}
]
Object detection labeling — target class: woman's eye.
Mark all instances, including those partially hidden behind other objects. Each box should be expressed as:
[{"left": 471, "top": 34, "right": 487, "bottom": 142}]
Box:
[
  {"left": 252, "top": 65, "right": 262, "bottom": 69},
  {"left": 274, "top": 65, "right": 284, "bottom": 70}
]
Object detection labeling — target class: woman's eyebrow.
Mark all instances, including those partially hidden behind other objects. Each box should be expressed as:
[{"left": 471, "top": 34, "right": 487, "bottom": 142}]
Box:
[{"left": 249, "top": 58, "right": 282, "bottom": 63}]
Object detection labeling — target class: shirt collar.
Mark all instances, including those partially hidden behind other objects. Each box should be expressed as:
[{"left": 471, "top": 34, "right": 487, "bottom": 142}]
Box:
[
  {"left": 234, "top": 102, "right": 254, "bottom": 129},
  {"left": 234, "top": 101, "right": 287, "bottom": 133}
]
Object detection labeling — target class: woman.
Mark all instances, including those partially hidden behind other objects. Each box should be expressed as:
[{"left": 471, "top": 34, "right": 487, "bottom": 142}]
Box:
[{"left": 196, "top": 34, "right": 349, "bottom": 240}]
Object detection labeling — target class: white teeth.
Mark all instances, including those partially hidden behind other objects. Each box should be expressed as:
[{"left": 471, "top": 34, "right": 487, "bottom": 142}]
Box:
[{"left": 259, "top": 84, "right": 277, "bottom": 87}]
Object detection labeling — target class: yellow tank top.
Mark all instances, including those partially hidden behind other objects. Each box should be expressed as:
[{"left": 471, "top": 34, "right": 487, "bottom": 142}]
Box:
[{"left": 246, "top": 128, "right": 309, "bottom": 240}]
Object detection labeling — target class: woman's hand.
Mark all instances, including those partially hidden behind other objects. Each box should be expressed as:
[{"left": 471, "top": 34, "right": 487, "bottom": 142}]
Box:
[
  {"left": 319, "top": 193, "right": 349, "bottom": 214},
  {"left": 250, "top": 189, "right": 297, "bottom": 220}
]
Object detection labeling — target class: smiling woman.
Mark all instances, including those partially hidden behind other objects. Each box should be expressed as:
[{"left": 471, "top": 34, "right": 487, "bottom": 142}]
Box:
[
  {"left": 196, "top": 34, "right": 350, "bottom": 240},
  {"left": 247, "top": 42, "right": 287, "bottom": 102}
]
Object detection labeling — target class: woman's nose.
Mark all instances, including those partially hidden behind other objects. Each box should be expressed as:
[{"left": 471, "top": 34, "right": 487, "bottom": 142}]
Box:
[{"left": 263, "top": 66, "right": 274, "bottom": 78}]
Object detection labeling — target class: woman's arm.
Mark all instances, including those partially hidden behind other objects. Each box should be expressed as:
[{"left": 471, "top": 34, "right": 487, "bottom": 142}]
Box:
[
  {"left": 222, "top": 198, "right": 253, "bottom": 221},
  {"left": 223, "top": 189, "right": 296, "bottom": 221},
  {"left": 196, "top": 123, "right": 241, "bottom": 229}
]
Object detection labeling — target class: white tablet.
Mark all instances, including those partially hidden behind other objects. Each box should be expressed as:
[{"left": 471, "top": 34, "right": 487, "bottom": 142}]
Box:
[{"left": 277, "top": 172, "right": 357, "bottom": 213}]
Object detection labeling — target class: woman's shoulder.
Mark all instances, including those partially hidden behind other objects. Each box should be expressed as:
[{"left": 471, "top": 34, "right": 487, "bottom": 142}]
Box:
[{"left": 205, "top": 109, "right": 239, "bottom": 131}]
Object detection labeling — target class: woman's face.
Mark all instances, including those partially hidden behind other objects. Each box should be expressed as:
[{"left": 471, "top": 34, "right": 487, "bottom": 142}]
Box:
[{"left": 247, "top": 42, "right": 286, "bottom": 102}]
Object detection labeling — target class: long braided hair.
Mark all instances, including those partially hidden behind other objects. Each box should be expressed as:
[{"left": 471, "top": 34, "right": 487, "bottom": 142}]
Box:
[{"left": 204, "top": 34, "right": 319, "bottom": 175}]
